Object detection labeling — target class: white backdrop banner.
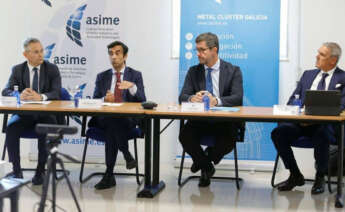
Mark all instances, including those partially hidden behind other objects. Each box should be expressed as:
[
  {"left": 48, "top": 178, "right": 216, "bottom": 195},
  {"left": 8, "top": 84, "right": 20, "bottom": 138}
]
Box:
[{"left": 29, "top": 0, "right": 127, "bottom": 162}]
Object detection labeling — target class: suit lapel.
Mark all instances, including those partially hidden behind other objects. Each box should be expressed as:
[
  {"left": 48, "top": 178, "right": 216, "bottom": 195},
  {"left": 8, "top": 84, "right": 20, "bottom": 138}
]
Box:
[
  {"left": 105, "top": 69, "right": 113, "bottom": 91},
  {"left": 39, "top": 63, "right": 45, "bottom": 93},
  {"left": 328, "top": 67, "right": 340, "bottom": 90},
  {"left": 218, "top": 60, "right": 226, "bottom": 97},
  {"left": 198, "top": 65, "right": 206, "bottom": 91},
  {"left": 122, "top": 67, "right": 130, "bottom": 100},
  {"left": 23, "top": 63, "right": 30, "bottom": 89},
  {"left": 306, "top": 69, "right": 320, "bottom": 89},
  {"left": 123, "top": 67, "right": 130, "bottom": 81}
]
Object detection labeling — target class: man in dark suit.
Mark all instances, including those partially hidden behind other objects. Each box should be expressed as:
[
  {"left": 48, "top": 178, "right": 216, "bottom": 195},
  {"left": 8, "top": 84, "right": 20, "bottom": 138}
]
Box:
[
  {"left": 179, "top": 32, "right": 243, "bottom": 187},
  {"left": 2, "top": 38, "right": 61, "bottom": 185},
  {"left": 271, "top": 42, "right": 345, "bottom": 194},
  {"left": 89, "top": 41, "right": 146, "bottom": 190}
]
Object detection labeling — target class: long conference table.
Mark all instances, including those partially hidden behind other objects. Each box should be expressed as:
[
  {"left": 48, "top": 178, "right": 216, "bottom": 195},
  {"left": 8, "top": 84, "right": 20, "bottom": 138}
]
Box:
[{"left": 0, "top": 101, "right": 344, "bottom": 208}]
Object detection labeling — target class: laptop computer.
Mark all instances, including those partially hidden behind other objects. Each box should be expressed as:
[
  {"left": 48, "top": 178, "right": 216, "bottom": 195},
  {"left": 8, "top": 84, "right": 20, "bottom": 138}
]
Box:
[{"left": 304, "top": 90, "right": 341, "bottom": 116}]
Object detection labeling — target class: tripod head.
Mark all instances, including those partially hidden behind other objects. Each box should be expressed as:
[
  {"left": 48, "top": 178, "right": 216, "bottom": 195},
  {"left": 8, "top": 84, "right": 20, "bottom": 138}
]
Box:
[
  {"left": 36, "top": 123, "right": 78, "bottom": 135},
  {"left": 35, "top": 123, "right": 80, "bottom": 163},
  {"left": 36, "top": 123, "right": 78, "bottom": 145}
]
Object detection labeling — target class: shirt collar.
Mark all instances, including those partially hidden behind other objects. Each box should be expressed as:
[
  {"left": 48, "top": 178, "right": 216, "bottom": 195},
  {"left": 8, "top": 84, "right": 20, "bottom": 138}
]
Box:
[
  {"left": 112, "top": 66, "right": 126, "bottom": 75},
  {"left": 204, "top": 58, "right": 220, "bottom": 71},
  {"left": 321, "top": 66, "right": 336, "bottom": 76},
  {"left": 27, "top": 62, "right": 40, "bottom": 72}
]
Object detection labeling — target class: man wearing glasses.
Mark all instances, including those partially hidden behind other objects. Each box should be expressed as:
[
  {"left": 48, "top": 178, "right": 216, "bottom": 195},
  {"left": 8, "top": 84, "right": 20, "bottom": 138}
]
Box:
[
  {"left": 179, "top": 32, "right": 243, "bottom": 187},
  {"left": 2, "top": 38, "right": 61, "bottom": 185}
]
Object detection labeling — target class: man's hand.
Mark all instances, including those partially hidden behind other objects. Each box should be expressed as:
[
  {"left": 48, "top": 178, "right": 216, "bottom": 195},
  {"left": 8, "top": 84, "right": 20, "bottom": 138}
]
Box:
[
  {"left": 190, "top": 91, "right": 204, "bottom": 103},
  {"left": 104, "top": 90, "right": 115, "bottom": 102},
  {"left": 20, "top": 88, "right": 42, "bottom": 101},
  {"left": 191, "top": 91, "right": 217, "bottom": 106},
  {"left": 118, "top": 80, "right": 134, "bottom": 90}
]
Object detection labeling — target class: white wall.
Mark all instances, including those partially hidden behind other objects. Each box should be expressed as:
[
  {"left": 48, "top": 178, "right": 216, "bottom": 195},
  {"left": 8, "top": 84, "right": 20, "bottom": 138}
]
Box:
[
  {"left": 301, "top": 0, "right": 345, "bottom": 71},
  {"left": 0, "top": 0, "right": 342, "bottom": 170},
  {"left": 0, "top": 1, "right": 32, "bottom": 160}
]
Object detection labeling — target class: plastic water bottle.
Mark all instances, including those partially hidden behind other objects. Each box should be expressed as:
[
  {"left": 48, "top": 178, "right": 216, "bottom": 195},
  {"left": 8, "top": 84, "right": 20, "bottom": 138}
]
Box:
[
  {"left": 292, "top": 94, "right": 302, "bottom": 113},
  {"left": 202, "top": 94, "right": 210, "bottom": 111},
  {"left": 13, "top": 85, "right": 21, "bottom": 107},
  {"left": 73, "top": 84, "right": 86, "bottom": 107}
]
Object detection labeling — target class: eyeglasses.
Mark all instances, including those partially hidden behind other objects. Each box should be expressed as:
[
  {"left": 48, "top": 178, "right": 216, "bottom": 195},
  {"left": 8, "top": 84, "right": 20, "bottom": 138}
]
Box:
[
  {"left": 28, "top": 49, "right": 44, "bottom": 55},
  {"left": 194, "top": 47, "right": 210, "bottom": 53}
]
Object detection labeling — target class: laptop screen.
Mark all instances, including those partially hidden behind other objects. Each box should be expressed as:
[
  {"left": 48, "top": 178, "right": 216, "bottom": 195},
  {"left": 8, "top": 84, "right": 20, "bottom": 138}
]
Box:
[{"left": 304, "top": 90, "right": 341, "bottom": 106}]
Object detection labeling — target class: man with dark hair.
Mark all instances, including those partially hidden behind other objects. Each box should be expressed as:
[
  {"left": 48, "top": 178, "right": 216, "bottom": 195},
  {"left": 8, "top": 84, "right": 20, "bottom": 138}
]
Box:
[
  {"left": 88, "top": 40, "right": 146, "bottom": 190},
  {"left": 179, "top": 32, "right": 243, "bottom": 187},
  {"left": 2, "top": 37, "right": 61, "bottom": 185},
  {"left": 271, "top": 42, "right": 345, "bottom": 195}
]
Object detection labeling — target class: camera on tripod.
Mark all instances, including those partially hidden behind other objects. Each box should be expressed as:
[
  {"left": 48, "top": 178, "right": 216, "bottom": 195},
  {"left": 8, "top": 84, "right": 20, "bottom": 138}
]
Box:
[
  {"left": 35, "top": 123, "right": 82, "bottom": 212},
  {"left": 36, "top": 124, "right": 78, "bottom": 148}
]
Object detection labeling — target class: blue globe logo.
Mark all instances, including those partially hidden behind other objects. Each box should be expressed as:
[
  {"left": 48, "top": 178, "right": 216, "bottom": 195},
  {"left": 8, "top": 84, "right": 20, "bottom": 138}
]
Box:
[
  {"left": 44, "top": 43, "right": 56, "bottom": 60},
  {"left": 66, "top": 4, "right": 87, "bottom": 47}
]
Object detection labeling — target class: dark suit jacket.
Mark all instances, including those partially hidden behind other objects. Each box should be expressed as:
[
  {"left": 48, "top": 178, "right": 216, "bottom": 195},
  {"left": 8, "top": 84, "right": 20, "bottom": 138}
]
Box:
[
  {"left": 2, "top": 61, "right": 61, "bottom": 100},
  {"left": 179, "top": 59, "right": 243, "bottom": 106},
  {"left": 287, "top": 67, "right": 345, "bottom": 110},
  {"left": 88, "top": 66, "right": 146, "bottom": 127},
  {"left": 179, "top": 59, "right": 244, "bottom": 136},
  {"left": 92, "top": 67, "right": 146, "bottom": 102}
]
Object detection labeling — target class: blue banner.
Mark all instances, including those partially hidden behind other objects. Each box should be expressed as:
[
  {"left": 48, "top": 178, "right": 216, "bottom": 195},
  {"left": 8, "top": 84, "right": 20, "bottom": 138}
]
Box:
[{"left": 179, "top": 0, "right": 280, "bottom": 161}]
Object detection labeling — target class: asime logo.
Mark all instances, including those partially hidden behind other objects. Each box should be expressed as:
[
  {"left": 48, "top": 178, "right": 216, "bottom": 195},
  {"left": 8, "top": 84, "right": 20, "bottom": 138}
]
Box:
[
  {"left": 44, "top": 43, "right": 56, "bottom": 60},
  {"left": 43, "top": 43, "right": 87, "bottom": 65},
  {"left": 66, "top": 4, "right": 87, "bottom": 47},
  {"left": 42, "top": 0, "right": 52, "bottom": 7}
]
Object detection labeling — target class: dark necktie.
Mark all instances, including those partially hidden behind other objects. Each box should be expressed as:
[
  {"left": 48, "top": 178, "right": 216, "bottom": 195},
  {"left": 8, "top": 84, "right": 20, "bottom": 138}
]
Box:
[
  {"left": 114, "top": 71, "right": 123, "bottom": 102},
  {"left": 205, "top": 67, "right": 213, "bottom": 95},
  {"left": 317, "top": 73, "right": 329, "bottom": 90},
  {"left": 32, "top": 67, "right": 39, "bottom": 92}
]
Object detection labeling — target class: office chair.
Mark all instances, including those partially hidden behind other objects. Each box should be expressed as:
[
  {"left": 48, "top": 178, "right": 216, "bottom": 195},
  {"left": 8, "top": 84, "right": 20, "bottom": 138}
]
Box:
[
  {"left": 79, "top": 116, "right": 144, "bottom": 185},
  {"left": 271, "top": 136, "right": 339, "bottom": 193},
  {"left": 1, "top": 88, "right": 71, "bottom": 178},
  {"left": 178, "top": 120, "right": 245, "bottom": 189}
]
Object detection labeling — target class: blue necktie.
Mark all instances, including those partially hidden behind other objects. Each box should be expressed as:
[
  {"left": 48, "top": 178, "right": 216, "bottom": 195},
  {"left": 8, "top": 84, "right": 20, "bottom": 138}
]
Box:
[
  {"left": 206, "top": 67, "right": 213, "bottom": 95},
  {"left": 317, "top": 73, "right": 329, "bottom": 90},
  {"left": 32, "top": 67, "right": 39, "bottom": 92}
]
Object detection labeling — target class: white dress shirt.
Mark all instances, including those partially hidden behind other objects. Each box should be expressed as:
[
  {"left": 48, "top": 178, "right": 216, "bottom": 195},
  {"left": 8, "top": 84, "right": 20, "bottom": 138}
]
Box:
[
  {"left": 310, "top": 67, "right": 336, "bottom": 90},
  {"left": 204, "top": 58, "right": 222, "bottom": 106},
  {"left": 27, "top": 63, "right": 47, "bottom": 100}
]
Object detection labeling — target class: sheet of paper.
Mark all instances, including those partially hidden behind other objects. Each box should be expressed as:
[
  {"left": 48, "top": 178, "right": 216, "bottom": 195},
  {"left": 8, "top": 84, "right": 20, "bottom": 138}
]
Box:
[
  {"left": 102, "top": 103, "right": 123, "bottom": 106},
  {"left": 273, "top": 105, "right": 300, "bottom": 115},
  {"left": 21, "top": 101, "right": 51, "bottom": 105}
]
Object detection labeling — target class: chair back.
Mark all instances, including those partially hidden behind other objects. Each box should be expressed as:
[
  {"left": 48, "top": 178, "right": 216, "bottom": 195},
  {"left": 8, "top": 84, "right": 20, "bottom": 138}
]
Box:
[
  {"left": 291, "top": 136, "right": 314, "bottom": 148},
  {"left": 292, "top": 134, "right": 339, "bottom": 148},
  {"left": 61, "top": 87, "right": 71, "bottom": 100},
  {"left": 199, "top": 122, "right": 246, "bottom": 147},
  {"left": 86, "top": 127, "right": 143, "bottom": 142}
]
